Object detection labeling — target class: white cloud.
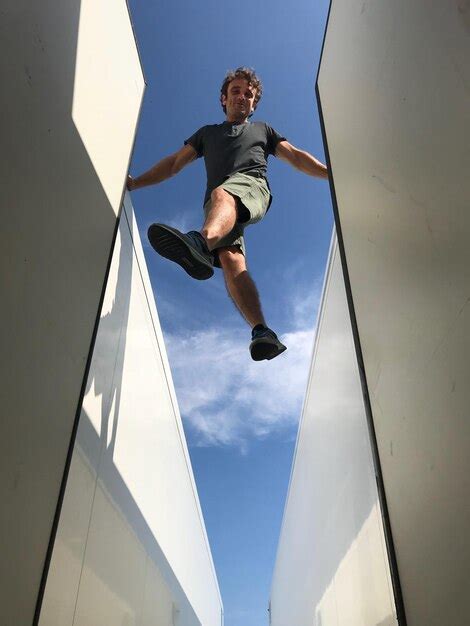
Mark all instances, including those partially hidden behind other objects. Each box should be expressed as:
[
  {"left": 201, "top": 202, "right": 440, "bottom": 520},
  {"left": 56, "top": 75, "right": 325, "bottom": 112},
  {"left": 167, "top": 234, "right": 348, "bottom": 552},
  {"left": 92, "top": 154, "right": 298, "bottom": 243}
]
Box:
[
  {"left": 166, "top": 208, "right": 198, "bottom": 234},
  {"left": 138, "top": 208, "right": 197, "bottom": 250},
  {"left": 164, "top": 279, "right": 323, "bottom": 449}
]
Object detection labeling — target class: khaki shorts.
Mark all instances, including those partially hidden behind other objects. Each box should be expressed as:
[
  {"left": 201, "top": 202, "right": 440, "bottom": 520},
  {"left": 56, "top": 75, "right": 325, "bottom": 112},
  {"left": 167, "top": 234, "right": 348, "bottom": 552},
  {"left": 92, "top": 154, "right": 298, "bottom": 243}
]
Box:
[{"left": 203, "top": 172, "right": 271, "bottom": 267}]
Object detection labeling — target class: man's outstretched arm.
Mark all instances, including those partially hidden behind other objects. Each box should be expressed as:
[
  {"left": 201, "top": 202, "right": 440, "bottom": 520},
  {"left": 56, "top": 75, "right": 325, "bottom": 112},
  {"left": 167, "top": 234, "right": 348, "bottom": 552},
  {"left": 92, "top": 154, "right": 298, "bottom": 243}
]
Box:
[
  {"left": 275, "top": 140, "right": 328, "bottom": 179},
  {"left": 127, "top": 144, "right": 197, "bottom": 190}
]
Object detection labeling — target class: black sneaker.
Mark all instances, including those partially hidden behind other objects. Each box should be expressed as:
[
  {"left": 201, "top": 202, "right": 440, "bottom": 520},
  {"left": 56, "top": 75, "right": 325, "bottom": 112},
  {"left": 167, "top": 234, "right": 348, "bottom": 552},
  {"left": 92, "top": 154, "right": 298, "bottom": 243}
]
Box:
[
  {"left": 148, "top": 224, "right": 214, "bottom": 280},
  {"left": 249, "top": 326, "right": 287, "bottom": 361}
]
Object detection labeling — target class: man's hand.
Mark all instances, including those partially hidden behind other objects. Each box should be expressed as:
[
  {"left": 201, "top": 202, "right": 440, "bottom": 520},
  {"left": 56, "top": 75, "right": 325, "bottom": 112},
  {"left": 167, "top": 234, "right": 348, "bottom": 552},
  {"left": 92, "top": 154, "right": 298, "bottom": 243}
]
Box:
[
  {"left": 275, "top": 141, "right": 328, "bottom": 179},
  {"left": 127, "top": 175, "right": 136, "bottom": 191}
]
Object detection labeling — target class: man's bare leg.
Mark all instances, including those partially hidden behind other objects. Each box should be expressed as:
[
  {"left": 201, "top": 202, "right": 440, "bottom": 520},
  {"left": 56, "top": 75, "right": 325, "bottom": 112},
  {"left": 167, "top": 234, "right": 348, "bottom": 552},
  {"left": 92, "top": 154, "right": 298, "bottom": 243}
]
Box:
[
  {"left": 218, "top": 246, "right": 266, "bottom": 328},
  {"left": 218, "top": 246, "right": 287, "bottom": 360},
  {"left": 201, "top": 187, "right": 238, "bottom": 250}
]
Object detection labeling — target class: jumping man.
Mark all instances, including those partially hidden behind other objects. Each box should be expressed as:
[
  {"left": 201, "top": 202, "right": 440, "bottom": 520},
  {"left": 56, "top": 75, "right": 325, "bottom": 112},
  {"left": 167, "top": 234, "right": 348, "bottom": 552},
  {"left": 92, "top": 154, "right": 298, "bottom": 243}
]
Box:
[{"left": 127, "top": 67, "right": 328, "bottom": 361}]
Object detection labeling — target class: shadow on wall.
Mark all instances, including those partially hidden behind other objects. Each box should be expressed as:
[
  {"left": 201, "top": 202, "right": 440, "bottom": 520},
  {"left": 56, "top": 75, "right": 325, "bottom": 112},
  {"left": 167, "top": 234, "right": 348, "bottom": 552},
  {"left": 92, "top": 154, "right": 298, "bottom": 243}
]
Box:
[{"left": 83, "top": 207, "right": 134, "bottom": 458}]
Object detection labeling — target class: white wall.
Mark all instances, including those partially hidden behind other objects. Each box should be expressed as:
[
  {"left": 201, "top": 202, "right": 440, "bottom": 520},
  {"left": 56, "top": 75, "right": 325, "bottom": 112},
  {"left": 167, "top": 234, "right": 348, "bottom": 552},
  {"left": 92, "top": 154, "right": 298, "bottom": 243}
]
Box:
[
  {"left": 270, "top": 236, "right": 396, "bottom": 626},
  {"left": 0, "top": 2, "right": 144, "bottom": 623},
  {"left": 38, "top": 196, "right": 223, "bottom": 626},
  {"left": 317, "top": 2, "right": 470, "bottom": 624}
]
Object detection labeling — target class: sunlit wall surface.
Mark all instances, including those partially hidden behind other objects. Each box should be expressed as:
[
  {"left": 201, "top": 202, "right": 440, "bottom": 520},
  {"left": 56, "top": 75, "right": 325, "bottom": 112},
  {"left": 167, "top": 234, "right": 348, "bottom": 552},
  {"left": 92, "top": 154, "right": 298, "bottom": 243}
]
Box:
[
  {"left": 0, "top": 2, "right": 144, "bottom": 623},
  {"left": 38, "top": 196, "right": 223, "bottom": 626},
  {"left": 317, "top": 2, "right": 470, "bottom": 625},
  {"left": 270, "top": 236, "right": 397, "bottom": 626}
]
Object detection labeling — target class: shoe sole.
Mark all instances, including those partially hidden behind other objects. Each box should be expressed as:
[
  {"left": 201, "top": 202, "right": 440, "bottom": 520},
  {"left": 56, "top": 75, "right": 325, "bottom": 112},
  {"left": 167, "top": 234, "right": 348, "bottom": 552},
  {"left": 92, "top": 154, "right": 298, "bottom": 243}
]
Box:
[
  {"left": 148, "top": 224, "right": 214, "bottom": 280},
  {"left": 250, "top": 338, "right": 287, "bottom": 361}
]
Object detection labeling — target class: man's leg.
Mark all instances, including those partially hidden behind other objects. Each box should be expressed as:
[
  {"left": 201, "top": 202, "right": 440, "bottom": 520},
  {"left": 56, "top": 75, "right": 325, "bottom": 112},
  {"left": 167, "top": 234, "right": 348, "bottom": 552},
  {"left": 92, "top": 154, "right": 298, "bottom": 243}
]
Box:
[
  {"left": 218, "top": 246, "right": 287, "bottom": 361},
  {"left": 146, "top": 186, "right": 240, "bottom": 281},
  {"left": 201, "top": 187, "right": 239, "bottom": 251},
  {"left": 218, "top": 246, "right": 266, "bottom": 327}
]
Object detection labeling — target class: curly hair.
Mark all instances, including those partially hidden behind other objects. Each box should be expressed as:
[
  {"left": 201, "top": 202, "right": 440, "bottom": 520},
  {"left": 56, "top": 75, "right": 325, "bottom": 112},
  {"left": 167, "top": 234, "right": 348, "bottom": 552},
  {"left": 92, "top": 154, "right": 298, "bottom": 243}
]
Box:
[{"left": 220, "top": 67, "right": 263, "bottom": 115}]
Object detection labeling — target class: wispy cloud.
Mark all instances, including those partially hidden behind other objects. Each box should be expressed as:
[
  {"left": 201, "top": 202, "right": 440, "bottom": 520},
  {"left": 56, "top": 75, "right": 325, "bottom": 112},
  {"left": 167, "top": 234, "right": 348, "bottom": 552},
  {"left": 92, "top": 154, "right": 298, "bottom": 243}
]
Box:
[
  {"left": 138, "top": 207, "right": 196, "bottom": 250},
  {"left": 165, "top": 208, "right": 198, "bottom": 234},
  {"left": 165, "top": 277, "right": 323, "bottom": 450}
]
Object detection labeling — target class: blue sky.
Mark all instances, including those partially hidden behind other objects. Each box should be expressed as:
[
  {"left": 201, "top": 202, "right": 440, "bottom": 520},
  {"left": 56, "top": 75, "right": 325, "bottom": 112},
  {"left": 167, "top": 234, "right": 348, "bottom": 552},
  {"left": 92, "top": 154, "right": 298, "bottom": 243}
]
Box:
[{"left": 127, "top": 1, "right": 332, "bottom": 624}]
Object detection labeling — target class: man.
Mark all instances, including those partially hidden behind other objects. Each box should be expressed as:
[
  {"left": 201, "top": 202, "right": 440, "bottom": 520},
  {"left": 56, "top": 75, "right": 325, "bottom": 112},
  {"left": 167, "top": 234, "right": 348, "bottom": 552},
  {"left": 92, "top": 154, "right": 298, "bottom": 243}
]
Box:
[{"left": 127, "top": 67, "right": 328, "bottom": 361}]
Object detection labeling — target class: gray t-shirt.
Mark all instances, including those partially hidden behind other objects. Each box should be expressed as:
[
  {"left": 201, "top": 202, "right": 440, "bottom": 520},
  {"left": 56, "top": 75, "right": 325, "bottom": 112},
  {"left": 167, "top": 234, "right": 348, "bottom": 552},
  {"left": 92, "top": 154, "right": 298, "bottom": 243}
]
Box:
[{"left": 185, "top": 120, "right": 286, "bottom": 205}]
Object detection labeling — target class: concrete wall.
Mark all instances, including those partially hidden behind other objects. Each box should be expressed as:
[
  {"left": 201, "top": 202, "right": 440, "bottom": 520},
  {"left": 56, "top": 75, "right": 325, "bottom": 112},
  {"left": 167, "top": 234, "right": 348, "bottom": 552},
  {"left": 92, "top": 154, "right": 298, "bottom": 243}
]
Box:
[
  {"left": 38, "top": 196, "right": 223, "bottom": 626},
  {"left": 317, "top": 2, "right": 470, "bottom": 624},
  {"left": 0, "top": 2, "right": 144, "bottom": 623},
  {"left": 270, "top": 236, "right": 397, "bottom": 626}
]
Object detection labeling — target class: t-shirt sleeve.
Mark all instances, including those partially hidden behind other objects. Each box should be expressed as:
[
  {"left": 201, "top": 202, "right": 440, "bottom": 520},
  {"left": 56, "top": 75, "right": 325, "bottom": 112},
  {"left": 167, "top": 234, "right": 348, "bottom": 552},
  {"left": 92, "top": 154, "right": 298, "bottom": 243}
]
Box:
[
  {"left": 265, "top": 123, "right": 287, "bottom": 155},
  {"left": 184, "top": 126, "right": 205, "bottom": 158}
]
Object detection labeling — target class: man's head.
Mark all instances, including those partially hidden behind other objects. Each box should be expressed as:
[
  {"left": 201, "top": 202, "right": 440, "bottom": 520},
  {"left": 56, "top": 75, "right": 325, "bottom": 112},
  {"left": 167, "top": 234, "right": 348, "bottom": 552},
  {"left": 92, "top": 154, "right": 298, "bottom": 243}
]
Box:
[{"left": 220, "top": 67, "right": 263, "bottom": 121}]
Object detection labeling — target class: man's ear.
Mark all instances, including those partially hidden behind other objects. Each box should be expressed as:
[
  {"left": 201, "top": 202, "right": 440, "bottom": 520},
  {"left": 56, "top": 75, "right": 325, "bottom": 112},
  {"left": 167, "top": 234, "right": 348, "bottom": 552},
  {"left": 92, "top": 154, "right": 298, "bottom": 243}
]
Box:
[{"left": 221, "top": 93, "right": 227, "bottom": 107}]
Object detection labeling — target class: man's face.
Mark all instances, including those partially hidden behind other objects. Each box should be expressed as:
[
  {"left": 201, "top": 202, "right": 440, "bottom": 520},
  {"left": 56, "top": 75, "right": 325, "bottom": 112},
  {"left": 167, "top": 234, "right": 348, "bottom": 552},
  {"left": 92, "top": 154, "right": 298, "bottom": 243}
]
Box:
[{"left": 222, "top": 78, "right": 257, "bottom": 121}]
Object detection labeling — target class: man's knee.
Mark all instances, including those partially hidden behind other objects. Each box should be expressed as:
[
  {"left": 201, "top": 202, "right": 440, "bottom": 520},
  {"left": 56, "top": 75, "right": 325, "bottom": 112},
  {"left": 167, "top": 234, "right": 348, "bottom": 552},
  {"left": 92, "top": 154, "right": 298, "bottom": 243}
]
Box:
[
  {"left": 218, "top": 246, "right": 246, "bottom": 274},
  {"left": 210, "top": 186, "right": 236, "bottom": 208}
]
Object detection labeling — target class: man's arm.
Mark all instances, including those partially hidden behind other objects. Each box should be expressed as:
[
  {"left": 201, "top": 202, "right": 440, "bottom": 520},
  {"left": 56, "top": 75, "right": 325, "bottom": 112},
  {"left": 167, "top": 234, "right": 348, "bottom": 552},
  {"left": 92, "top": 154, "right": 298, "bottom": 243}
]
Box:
[
  {"left": 275, "top": 140, "right": 328, "bottom": 179},
  {"left": 127, "top": 144, "right": 197, "bottom": 190}
]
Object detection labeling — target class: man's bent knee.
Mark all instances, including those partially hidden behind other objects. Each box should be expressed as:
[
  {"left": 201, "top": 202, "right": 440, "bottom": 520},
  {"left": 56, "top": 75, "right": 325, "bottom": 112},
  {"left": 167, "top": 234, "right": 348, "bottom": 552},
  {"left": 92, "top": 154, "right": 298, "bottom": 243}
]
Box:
[
  {"left": 218, "top": 246, "right": 246, "bottom": 273},
  {"left": 210, "top": 186, "right": 236, "bottom": 208}
]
